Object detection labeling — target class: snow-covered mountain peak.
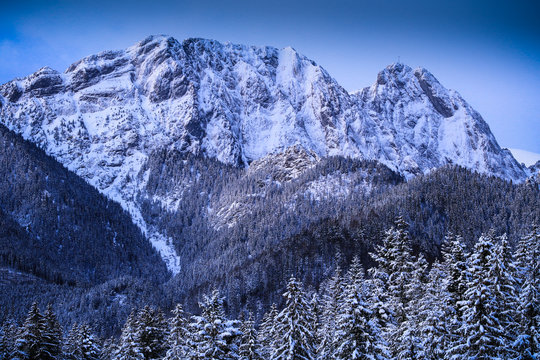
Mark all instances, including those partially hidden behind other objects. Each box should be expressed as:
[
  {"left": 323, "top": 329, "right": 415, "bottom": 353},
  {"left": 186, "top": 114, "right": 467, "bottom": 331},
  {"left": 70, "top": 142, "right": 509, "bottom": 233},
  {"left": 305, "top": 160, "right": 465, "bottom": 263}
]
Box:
[{"left": 0, "top": 35, "right": 529, "bottom": 270}]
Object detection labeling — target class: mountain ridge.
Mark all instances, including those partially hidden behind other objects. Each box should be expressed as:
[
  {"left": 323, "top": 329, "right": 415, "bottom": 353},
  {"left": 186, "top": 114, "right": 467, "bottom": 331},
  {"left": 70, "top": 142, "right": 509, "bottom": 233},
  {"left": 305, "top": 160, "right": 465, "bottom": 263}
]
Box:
[{"left": 0, "top": 35, "right": 529, "bottom": 271}]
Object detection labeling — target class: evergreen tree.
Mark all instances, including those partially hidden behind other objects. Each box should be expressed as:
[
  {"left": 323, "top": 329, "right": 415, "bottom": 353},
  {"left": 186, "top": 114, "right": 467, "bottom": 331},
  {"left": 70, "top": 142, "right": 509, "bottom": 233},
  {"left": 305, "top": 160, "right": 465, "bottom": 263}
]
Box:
[
  {"left": 451, "top": 233, "right": 506, "bottom": 359},
  {"left": 238, "top": 313, "right": 263, "bottom": 360},
  {"left": 318, "top": 265, "right": 345, "bottom": 358},
  {"left": 136, "top": 306, "right": 168, "bottom": 360},
  {"left": 441, "top": 233, "right": 470, "bottom": 320},
  {"left": 99, "top": 337, "right": 118, "bottom": 360},
  {"left": 258, "top": 303, "right": 278, "bottom": 359},
  {"left": 416, "top": 262, "right": 453, "bottom": 360},
  {"left": 393, "top": 255, "right": 428, "bottom": 360},
  {"left": 164, "top": 304, "right": 191, "bottom": 360},
  {"left": 190, "top": 289, "right": 241, "bottom": 360},
  {"left": 64, "top": 323, "right": 80, "bottom": 360},
  {"left": 333, "top": 257, "right": 388, "bottom": 360},
  {"left": 0, "top": 319, "right": 18, "bottom": 360},
  {"left": 271, "top": 277, "right": 316, "bottom": 360},
  {"left": 13, "top": 302, "right": 45, "bottom": 360},
  {"left": 40, "top": 304, "right": 62, "bottom": 360},
  {"left": 77, "top": 324, "right": 101, "bottom": 360},
  {"left": 370, "top": 217, "right": 415, "bottom": 324},
  {"left": 514, "top": 225, "right": 540, "bottom": 359},
  {"left": 114, "top": 310, "right": 144, "bottom": 360},
  {"left": 370, "top": 217, "right": 416, "bottom": 358},
  {"left": 65, "top": 324, "right": 101, "bottom": 360},
  {"left": 489, "top": 234, "right": 519, "bottom": 357}
]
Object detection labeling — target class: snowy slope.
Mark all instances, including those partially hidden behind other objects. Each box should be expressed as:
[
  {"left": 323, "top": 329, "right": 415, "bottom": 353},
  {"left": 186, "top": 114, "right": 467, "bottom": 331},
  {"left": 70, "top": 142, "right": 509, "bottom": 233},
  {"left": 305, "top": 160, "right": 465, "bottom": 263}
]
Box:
[{"left": 0, "top": 35, "right": 528, "bottom": 270}]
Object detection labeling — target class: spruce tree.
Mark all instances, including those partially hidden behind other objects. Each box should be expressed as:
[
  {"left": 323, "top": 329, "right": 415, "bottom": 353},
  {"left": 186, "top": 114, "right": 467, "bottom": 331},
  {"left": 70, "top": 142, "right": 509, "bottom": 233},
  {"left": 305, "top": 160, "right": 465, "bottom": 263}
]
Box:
[
  {"left": 136, "top": 306, "right": 168, "bottom": 360},
  {"left": 416, "top": 262, "right": 453, "bottom": 360},
  {"left": 318, "top": 265, "right": 345, "bottom": 358},
  {"left": 114, "top": 310, "right": 144, "bottom": 360},
  {"left": 514, "top": 225, "right": 540, "bottom": 359},
  {"left": 258, "top": 303, "right": 278, "bottom": 358},
  {"left": 99, "top": 337, "right": 118, "bottom": 360},
  {"left": 77, "top": 324, "right": 101, "bottom": 360},
  {"left": 489, "top": 234, "right": 519, "bottom": 357},
  {"left": 370, "top": 217, "right": 416, "bottom": 357},
  {"left": 14, "top": 302, "right": 45, "bottom": 360},
  {"left": 0, "top": 319, "right": 18, "bottom": 360},
  {"left": 238, "top": 313, "right": 264, "bottom": 360},
  {"left": 441, "top": 233, "right": 470, "bottom": 320},
  {"left": 65, "top": 324, "right": 101, "bottom": 360},
  {"left": 370, "top": 217, "right": 415, "bottom": 323},
  {"left": 451, "top": 233, "right": 506, "bottom": 359},
  {"left": 164, "top": 304, "right": 191, "bottom": 360},
  {"left": 41, "top": 304, "right": 62, "bottom": 360},
  {"left": 271, "top": 277, "right": 316, "bottom": 360},
  {"left": 190, "top": 289, "right": 241, "bottom": 360},
  {"left": 393, "top": 255, "right": 428, "bottom": 360},
  {"left": 333, "top": 257, "right": 388, "bottom": 360},
  {"left": 64, "top": 323, "right": 80, "bottom": 360}
]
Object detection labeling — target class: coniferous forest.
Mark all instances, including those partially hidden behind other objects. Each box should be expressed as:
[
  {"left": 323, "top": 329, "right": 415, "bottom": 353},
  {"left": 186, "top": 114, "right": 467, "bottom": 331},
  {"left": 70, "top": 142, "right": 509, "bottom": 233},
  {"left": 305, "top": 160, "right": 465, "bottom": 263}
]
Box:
[{"left": 1, "top": 220, "right": 538, "bottom": 360}]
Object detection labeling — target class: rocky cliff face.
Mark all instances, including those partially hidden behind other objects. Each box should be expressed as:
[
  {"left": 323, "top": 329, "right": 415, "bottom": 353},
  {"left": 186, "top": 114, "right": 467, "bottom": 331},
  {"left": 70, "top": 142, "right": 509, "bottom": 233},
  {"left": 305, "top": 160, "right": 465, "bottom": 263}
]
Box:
[
  {"left": 0, "top": 35, "right": 527, "bottom": 271},
  {"left": 356, "top": 63, "right": 525, "bottom": 179}
]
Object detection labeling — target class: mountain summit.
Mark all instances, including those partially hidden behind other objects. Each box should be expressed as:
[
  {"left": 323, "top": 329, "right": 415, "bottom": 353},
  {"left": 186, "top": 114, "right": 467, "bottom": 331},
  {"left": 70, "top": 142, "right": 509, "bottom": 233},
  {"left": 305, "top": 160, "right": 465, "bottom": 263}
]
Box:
[{"left": 0, "top": 35, "right": 527, "bottom": 270}]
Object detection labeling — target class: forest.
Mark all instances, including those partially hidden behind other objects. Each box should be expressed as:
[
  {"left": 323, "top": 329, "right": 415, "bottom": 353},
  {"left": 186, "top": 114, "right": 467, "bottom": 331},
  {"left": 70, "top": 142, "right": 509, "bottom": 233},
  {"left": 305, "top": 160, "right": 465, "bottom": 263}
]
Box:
[{"left": 1, "top": 219, "right": 538, "bottom": 360}]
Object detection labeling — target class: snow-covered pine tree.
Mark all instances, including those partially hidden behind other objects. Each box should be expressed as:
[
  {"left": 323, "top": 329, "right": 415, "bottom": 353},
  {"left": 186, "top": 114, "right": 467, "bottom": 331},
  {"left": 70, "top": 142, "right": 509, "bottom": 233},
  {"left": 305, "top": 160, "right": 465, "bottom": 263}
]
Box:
[
  {"left": 333, "top": 257, "right": 389, "bottom": 360},
  {"left": 13, "top": 302, "right": 45, "bottom": 360},
  {"left": 78, "top": 324, "right": 101, "bottom": 360},
  {"left": 238, "top": 313, "right": 264, "bottom": 360},
  {"left": 113, "top": 310, "right": 144, "bottom": 360},
  {"left": 190, "top": 289, "right": 241, "bottom": 360},
  {"left": 0, "top": 319, "right": 18, "bottom": 360},
  {"left": 64, "top": 323, "right": 80, "bottom": 360},
  {"left": 40, "top": 304, "right": 62, "bottom": 360},
  {"left": 65, "top": 324, "right": 101, "bottom": 360},
  {"left": 416, "top": 261, "right": 453, "bottom": 360},
  {"left": 370, "top": 217, "right": 415, "bottom": 325},
  {"left": 514, "top": 225, "right": 540, "bottom": 359},
  {"left": 136, "top": 306, "right": 168, "bottom": 360},
  {"left": 369, "top": 217, "right": 416, "bottom": 358},
  {"left": 257, "top": 303, "right": 278, "bottom": 358},
  {"left": 99, "top": 337, "right": 118, "bottom": 360},
  {"left": 514, "top": 224, "right": 539, "bottom": 280},
  {"left": 271, "top": 277, "right": 316, "bottom": 360},
  {"left": 393, "top": 254, "right": 428, "bottom": 360},
  {"left": 450, "top": 232, "right": 506, "bottom": 359},
  {"left": 489, "top": 234, "right": 520, "bottom": 357},
  {"left": 317, "top": 265, "right": 345, "bottom": 358},
  {"left": 365, "top": 269, "right": 393, "bottom": 345},
  {"left": 164, "top": 304, "right": 191, "bottom": 360},
  {"left": 441, "top": 233, "right": 470, "bottom": 320}
]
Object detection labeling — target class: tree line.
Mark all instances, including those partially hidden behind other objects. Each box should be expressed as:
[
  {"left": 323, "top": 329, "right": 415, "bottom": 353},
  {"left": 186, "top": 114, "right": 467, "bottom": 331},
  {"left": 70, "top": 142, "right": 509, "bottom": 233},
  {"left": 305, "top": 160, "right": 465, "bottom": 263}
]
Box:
[{"left": 2, "top": 219, "right": 538, "bottom": 359}]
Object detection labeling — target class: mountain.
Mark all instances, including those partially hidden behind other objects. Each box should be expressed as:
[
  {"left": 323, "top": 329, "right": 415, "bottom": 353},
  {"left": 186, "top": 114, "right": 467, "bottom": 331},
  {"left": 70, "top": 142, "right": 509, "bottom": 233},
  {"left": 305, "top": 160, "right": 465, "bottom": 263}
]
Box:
[
  {"left": 0, "top": 124, "right": 168, "bottom": 285},
  {"left": 0, "top": 35, "right": 528, "bottom": 274}
]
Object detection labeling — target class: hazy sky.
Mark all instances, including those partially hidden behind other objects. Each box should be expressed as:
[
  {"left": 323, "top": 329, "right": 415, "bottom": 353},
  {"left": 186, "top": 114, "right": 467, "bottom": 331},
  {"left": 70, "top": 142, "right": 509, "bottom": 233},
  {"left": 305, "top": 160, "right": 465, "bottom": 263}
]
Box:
[{"left": 1, "top": 0, "right": 539, "bottom": 153}]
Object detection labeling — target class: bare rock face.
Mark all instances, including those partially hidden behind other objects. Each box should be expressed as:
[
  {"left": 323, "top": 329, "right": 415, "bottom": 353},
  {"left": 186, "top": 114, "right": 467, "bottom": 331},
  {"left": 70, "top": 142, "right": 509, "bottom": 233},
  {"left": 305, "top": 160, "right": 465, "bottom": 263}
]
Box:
[
  {"left": 248, "top": 145, "right": 320, "bottom": 183},
  {"left": 0, "top": 35, "right": 528, "bottom": 271}
]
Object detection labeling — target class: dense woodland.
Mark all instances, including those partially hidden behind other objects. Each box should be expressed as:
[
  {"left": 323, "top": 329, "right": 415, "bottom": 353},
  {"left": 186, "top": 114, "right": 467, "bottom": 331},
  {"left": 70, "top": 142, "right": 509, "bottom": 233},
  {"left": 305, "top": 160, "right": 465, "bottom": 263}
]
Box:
[
  {"left": 0, "top": 123, "right": 539, "bottom": 339},
  {"left": 0, "top": 125, "right": 168, "bottom": 286},
  {"left": 1, "top": 219, "right": 538, "bottom": 359},
  {"left": 141, "top": 151, "right": 540, "bottom": 313}
]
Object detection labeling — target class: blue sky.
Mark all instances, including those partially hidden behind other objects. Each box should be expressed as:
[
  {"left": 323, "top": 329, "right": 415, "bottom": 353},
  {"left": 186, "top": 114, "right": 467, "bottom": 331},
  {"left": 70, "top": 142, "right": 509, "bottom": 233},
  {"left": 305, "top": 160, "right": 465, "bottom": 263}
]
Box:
[{"left": 1, "top": 0, "right": 539, "bottom": 153}]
